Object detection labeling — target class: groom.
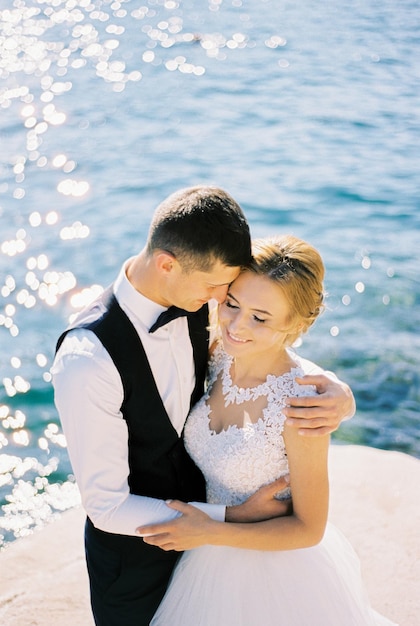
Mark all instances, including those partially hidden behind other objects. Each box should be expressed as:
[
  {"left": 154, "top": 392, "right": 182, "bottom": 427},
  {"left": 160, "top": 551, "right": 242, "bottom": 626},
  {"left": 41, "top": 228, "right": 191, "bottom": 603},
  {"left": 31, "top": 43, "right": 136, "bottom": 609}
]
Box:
[{"left": 52, "top": 186, "right": 355, "bottom": 626}]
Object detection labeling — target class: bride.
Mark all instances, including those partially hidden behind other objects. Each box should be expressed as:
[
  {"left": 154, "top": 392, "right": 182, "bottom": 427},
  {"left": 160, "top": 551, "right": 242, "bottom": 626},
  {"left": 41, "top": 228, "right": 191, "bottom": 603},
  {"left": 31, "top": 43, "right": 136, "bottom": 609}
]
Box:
[{"left": 138, "top": 234, "right": 397, "bottom": 626}]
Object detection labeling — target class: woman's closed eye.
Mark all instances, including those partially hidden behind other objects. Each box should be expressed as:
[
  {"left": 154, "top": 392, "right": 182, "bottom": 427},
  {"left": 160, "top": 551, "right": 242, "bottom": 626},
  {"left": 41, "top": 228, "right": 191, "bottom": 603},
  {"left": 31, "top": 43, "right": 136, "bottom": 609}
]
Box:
[{"left": 226, "top": 300, "right": 266, "bottom": 324}]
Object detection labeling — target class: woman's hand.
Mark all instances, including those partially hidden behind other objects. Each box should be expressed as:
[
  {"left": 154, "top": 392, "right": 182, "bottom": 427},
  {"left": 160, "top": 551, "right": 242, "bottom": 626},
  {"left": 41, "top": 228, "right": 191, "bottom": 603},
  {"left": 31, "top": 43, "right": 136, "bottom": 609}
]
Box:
[
  {"left": 137, "top": 501, "right": 216, "bottom": 551},
  {"left": 136, "top": 475, "right": 293, "bottom": 551}
]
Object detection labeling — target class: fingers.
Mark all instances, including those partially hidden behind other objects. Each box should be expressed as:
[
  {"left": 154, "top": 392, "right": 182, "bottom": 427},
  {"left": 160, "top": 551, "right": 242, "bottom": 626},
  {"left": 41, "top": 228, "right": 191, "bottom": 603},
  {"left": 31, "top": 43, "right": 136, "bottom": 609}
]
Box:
[
  {"left": 265, "top": 475, "right": 290, "bottom": 495},
  {"left": 286, "top": 414, "right": 338, "bottom": 428},
  {"left": 136, "top": 523, "right": 167, "bottom": 537},
  {"left": 165, "top": 499, "right": 191, "bottom": 513},
  {"left": 263, "top": 497, "right": 293, "bottom": 519},
  {"left": 136, "top": 523, "right": 182, "bottom": 550},
  {"left": 136, "top": 500, "right": 192, "bottom": 536},
  {"left": 286, "top": 414, "right": 332, "bottom": 427},
  {"left": 297, "top": 426, "right": 334, "bottom": 437},
  {"left": 286, "top": 417, "right": 337, "bottom": 436},
  {"left": 285, "top": 396, "right": 336, "bottom": 411},
  {"left": 294, "top": 374, "right": 329, "bottom": 391},
  {"left": 142, "top": 534, "right": 179, "bottom": 551},
  {"left": 284, "top": 399, "right": 339, "bottom": 423}
]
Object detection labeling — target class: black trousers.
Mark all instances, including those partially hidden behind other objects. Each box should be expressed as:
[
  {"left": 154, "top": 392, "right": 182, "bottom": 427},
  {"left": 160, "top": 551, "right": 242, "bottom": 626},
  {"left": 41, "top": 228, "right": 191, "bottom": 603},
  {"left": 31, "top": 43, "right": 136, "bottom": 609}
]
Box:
[{"left": 85, "top": 518, "right": 180, "bottom": 626}]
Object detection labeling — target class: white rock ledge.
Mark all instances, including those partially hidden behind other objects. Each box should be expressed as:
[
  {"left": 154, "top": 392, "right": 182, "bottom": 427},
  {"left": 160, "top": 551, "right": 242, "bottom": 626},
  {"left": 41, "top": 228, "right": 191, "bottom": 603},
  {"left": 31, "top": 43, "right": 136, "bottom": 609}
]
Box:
[{"left": 0, "top": 445, "right": 418, "bottom": 626}]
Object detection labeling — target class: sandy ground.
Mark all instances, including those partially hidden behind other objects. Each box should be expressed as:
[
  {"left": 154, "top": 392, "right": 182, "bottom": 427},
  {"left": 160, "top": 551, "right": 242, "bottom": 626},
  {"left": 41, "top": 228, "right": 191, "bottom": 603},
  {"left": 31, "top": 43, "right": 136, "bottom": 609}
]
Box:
[{"left": 0, "top": 445, "right": 419, "bottom": 625}]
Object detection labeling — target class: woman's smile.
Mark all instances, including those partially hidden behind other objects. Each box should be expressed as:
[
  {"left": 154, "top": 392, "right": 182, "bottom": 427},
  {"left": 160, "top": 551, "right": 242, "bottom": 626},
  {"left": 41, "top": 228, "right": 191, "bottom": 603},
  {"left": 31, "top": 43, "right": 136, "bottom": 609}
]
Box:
[{"left": 225, "top": 329, "right": 249, "bottom": 344}]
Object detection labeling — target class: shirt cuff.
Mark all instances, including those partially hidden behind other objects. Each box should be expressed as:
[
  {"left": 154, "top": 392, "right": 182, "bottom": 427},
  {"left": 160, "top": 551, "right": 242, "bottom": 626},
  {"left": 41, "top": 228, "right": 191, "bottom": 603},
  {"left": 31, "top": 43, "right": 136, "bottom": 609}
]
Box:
[{"left": 189, "top": 501, "right": 226, "bottom": 522}]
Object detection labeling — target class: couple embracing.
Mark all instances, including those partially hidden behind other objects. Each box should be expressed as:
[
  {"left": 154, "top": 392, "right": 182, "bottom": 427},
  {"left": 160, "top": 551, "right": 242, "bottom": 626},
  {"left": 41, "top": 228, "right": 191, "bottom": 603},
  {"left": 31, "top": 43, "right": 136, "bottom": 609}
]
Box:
[{"left": 52, "top": 186, "right": 396, "bottom": 625}]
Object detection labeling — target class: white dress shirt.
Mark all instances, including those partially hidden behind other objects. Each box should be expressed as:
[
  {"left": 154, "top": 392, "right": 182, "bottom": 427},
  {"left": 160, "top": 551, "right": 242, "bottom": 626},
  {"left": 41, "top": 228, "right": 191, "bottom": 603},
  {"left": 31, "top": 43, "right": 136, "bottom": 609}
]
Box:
[{"left": 51, "top": 260, "right": 225, "bottom": 536}]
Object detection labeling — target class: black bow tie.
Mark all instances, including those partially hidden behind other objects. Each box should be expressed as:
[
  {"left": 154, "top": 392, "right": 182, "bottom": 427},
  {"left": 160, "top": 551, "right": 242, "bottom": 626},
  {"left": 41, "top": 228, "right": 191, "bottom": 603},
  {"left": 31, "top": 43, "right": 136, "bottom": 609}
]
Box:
[{"left": 149, "top": 306, "right": 189, "bottom": 333}]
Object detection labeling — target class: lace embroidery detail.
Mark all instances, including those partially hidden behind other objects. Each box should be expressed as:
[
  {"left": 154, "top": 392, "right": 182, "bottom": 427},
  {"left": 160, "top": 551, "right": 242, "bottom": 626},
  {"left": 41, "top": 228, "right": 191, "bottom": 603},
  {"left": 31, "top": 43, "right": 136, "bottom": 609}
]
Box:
[
  {"left": 185, "top": 342, "right": 317, "bottom": 507},
  {"left": 221, "top": 351, "right": 284, "bottom": 407}
]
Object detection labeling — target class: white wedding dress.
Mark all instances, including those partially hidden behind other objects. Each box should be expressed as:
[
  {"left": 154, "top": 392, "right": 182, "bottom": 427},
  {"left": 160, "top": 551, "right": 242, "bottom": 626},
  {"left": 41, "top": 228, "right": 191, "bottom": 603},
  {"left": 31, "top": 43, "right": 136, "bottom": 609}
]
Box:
[{"left": 151, "top": 344, "right": 397, "bottom": 626}]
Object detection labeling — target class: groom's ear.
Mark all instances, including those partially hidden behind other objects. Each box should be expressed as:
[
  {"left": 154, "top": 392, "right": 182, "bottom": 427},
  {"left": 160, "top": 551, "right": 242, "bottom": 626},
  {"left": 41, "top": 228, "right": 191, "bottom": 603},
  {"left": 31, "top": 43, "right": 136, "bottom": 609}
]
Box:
[{"left": 155, "top": 250, "right": 178, "bottom": 276}]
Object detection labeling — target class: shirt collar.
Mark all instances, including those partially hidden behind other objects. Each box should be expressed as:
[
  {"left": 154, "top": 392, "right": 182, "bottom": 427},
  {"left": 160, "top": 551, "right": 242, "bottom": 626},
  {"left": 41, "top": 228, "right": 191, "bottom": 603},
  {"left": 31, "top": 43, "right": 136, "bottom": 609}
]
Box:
[{"left": 114, "top": 258, "right": 167, "bottom": 330}]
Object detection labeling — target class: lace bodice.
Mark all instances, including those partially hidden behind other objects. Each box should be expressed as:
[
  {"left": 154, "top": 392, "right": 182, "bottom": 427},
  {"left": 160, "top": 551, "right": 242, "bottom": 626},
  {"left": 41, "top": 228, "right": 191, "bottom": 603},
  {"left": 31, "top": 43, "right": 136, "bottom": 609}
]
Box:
[{"left": 184, "top": 344, "right": 317, "bottom": 507}]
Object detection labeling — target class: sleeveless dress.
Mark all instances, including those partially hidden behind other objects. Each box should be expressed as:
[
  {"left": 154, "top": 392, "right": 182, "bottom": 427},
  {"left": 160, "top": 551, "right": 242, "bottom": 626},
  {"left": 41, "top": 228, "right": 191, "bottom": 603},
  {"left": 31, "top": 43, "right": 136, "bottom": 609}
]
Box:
[{"left": 151, "top": 345, "right": 397, "bottom": 626}]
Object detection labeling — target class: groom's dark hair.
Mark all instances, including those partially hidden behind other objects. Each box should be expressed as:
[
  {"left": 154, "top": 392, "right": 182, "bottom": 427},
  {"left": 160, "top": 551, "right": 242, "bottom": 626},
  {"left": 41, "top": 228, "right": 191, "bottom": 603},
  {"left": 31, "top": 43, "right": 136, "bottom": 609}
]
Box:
[{"left": 146, "top": 186, "right": 252, "bottom": 272}]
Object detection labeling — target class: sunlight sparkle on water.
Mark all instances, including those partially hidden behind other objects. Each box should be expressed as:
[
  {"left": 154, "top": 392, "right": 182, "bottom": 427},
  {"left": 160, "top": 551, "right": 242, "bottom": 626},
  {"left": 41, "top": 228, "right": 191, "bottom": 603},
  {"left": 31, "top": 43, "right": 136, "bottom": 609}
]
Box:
[
  {"left": 29, "top": 212, "right": 42, "bottom": 227},
  {"left": 13, "top": 259, "right": 78, "bottom": 308},
  {"left": 1, "top": 276, "right": 16, "bottom": 297},
  {"left": 43, "top": 103, "right": 67, "bottom": 125},
  {"left": 44, "top": 423, "right": 66, "bottom": 448},
  {"left": 265, "top": 35, "right": 287, "bottom": 48},
  {"left": 37, "top": 254, "right": 48, "bottom": 270},
  {"left": 57, "top": 179, "right": 90, "bottom": 197},
  {"left": 1, "top": 238, "right": 27, "bottom": 256},
  {"left": 0, "top": 0, "right": 260, "bottom": 123},
  {"left": 0, "top": 464, "right": 81, "bottom": 540},
  {"left": 16, "top": 289, "right": 37, "bottom": 309},
  {"left": 70, "top": 284, "right": 104, "bottom": 312},
  {"left": 52, "top": 154, "right": 67, "bottom": 168},
  {"left": 13, "top": 430, "right": 30, "bottom": 446},
  {"left": 36, "top": 155, "right": 48, "bottom": 167},
  {"left": 0, "top": 0, "right": 248, "bottom": 108},
  {"left": 3, "top": 376, "right": 30, "bottom": 397},
  {"left": 2, "top": 409, "right": 26, "bottom": 430},
  {"left": 25, "top": 271, "right": 38, "bottom": 290},
  {"left": 35, "top": 270, "right": 78, "bottom": 306},
  {"left": 60, "top": 221, "right": 90, "bottom": 240},
  {"left": 38, "top": 437, "right": 49, "bottom": 451},
  {"left": 36, "top": 354, "right": 48, "bottom": 368},
  {"left": 361, "top": 256, "right": 371, "bottom": 269},
  {"left": 46, "top": 211, "right": 59, "bottom": 224}
]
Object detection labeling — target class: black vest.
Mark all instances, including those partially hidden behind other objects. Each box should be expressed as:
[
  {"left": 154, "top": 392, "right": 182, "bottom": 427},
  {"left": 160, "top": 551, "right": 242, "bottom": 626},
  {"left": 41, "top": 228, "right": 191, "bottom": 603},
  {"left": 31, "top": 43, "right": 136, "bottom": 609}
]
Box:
[{"left": 56, "top": 287, "right": 207, "bottom": 503}]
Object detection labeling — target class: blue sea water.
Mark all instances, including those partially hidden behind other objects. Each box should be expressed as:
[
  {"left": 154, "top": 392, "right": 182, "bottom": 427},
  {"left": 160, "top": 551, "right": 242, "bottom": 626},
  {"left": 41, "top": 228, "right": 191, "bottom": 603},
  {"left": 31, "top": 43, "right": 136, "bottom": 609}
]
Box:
[{"left": 0, "top": 0, "right": 419, "bottom": 547}]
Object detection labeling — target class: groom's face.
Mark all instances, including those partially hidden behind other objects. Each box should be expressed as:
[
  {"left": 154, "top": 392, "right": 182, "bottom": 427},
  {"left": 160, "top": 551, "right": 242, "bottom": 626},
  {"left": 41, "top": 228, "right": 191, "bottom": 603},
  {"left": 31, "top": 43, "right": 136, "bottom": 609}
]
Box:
[{"left": 168, "top": 259, "right": 240, "bottom": 312}]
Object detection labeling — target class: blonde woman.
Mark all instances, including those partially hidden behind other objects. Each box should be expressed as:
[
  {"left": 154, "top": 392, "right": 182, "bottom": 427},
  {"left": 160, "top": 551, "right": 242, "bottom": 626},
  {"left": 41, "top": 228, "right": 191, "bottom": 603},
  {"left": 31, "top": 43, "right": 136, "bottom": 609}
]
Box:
[{"left": 140, "top": 235, "right": 397, "bottom": 626}]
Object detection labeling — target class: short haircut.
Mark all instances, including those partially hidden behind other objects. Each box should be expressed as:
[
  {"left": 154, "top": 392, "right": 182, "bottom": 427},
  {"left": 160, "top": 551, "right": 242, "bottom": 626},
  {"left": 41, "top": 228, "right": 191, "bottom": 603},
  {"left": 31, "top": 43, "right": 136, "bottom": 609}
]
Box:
[
  {"left": 249, "top": 235, "right": 326, "bottom": 345},
  {"left": 147, "top": 186, "right": 252, "bottom": 272}
]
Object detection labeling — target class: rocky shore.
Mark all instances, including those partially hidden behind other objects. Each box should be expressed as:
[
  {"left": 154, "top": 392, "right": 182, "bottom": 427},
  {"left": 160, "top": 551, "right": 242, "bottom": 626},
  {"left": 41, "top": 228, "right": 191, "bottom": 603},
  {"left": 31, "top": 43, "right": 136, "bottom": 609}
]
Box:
[{"left": 0, "top": 445, "right": 418, "bottom": 626}]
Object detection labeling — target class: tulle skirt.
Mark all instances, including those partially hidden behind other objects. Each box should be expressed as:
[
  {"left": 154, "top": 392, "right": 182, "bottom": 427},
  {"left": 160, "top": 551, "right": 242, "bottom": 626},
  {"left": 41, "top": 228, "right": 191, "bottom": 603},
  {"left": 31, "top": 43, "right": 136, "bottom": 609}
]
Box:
[{"left": 150, "top": 523, "right": 397, "bottom": 626}]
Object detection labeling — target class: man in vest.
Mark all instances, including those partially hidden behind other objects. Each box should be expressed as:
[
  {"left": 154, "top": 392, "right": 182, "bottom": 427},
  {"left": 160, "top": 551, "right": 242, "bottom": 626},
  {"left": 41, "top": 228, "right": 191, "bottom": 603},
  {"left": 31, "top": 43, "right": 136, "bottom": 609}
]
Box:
[{"left": 52, "top": 186, "right": 355, "bottom": 626}]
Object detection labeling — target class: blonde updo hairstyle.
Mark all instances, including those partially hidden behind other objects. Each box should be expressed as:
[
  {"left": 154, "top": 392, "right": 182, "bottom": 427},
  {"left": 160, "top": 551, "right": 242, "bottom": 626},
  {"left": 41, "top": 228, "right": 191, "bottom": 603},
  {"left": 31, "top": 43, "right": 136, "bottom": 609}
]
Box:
[{"left": 248, "top": 235, "right": 326, "bottom": 347}]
